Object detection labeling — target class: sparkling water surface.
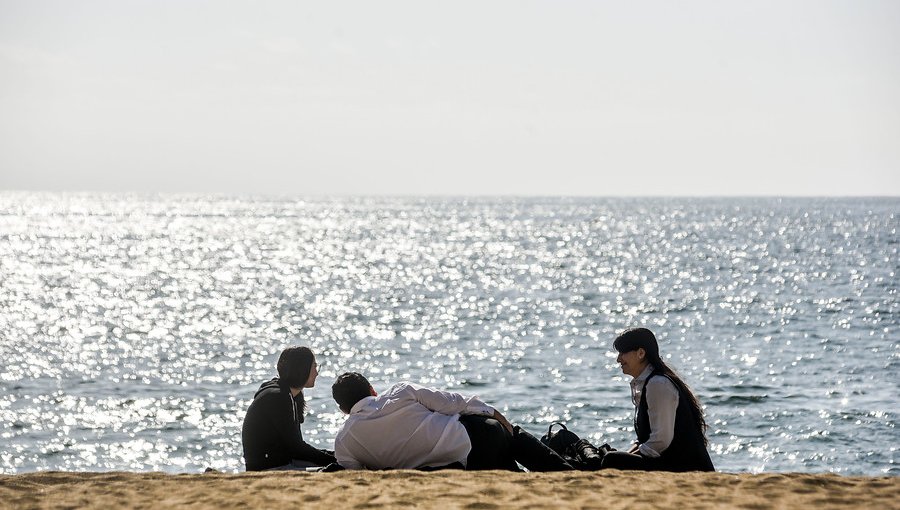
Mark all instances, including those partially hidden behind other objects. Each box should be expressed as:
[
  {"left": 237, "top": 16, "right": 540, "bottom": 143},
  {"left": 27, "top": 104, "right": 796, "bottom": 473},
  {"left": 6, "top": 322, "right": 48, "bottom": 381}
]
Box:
[{"left": 0, "top": 194, "right": 896, "bottom": 475}]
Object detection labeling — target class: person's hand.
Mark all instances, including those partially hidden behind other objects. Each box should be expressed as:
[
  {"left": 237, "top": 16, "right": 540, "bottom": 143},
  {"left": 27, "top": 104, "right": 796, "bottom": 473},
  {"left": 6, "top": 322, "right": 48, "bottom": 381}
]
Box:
[{"left": 492, "top": 409, "right": 515, "bottom": 435}]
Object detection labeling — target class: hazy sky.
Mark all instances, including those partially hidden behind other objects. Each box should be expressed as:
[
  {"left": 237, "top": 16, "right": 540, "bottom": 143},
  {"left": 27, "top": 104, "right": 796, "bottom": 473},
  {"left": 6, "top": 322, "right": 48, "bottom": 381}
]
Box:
[{"left": 1, "top": 1, "right": 899, "bottom": 196}]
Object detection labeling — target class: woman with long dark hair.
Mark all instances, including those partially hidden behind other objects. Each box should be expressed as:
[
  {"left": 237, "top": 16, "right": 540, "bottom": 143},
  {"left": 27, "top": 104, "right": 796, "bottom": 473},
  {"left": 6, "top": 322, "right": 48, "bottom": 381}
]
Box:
[
  {"left": 241, "top": 346, "right": 336, "bottom": 470},
  {"left": 601, "top": 328, "right": 714, "bottom": 472}
]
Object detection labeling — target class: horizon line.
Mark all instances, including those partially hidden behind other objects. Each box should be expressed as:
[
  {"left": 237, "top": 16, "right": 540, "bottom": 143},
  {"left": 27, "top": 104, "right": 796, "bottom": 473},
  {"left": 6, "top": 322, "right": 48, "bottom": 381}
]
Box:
[{"left": 1, "top": 189, "right": 899, "bottom": 200}]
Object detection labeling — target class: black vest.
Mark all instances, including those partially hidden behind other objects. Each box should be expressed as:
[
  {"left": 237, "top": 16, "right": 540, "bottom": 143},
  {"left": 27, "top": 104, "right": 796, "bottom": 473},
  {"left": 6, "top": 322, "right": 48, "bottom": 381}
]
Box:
[{"left": 635, "top": 370, "right": 715, "bottom": 472}]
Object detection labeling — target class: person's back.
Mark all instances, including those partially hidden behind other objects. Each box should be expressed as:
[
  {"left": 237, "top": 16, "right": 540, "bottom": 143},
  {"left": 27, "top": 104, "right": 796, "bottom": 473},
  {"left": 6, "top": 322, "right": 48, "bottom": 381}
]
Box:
[
  {"left": 334, "top": 382, "right": 477, "bottom": 469},
  {"left": 242, "top": 379, "right": 289, "bottom": 470},
  {"left": 636, "top": 370, "right": 714, "bottom": 472},
  {"left": 242, "top": 378, "right": 326, "bottom": 470}
]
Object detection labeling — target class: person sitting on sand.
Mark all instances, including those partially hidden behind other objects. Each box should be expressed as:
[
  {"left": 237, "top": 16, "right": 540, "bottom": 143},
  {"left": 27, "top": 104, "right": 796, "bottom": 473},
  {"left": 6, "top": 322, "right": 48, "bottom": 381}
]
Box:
[
  {"left": 330, "top": 372, "right": 572, "bottom": 471},
  {"left": 601, "top": 328, "right": 715, "bottom": 472},
  {"left": 241, "top": 346, "right": 336, "bottom": 471}
]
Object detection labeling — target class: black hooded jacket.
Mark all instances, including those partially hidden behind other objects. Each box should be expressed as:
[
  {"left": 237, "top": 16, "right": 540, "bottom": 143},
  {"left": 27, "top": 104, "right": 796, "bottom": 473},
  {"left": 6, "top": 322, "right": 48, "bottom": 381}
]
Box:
[{"left": 241, "top": 378, "right": 336, "bottom": 471}]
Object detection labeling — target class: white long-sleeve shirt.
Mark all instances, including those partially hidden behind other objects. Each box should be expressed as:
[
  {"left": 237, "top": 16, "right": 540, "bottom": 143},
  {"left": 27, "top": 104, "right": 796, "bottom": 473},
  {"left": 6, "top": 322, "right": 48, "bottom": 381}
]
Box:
[
  {"left": 333, "top": 382, "right": 495, "bottom": 470},
  {"left": 630, "top": 365, "right": 679, "bottom": 458}
]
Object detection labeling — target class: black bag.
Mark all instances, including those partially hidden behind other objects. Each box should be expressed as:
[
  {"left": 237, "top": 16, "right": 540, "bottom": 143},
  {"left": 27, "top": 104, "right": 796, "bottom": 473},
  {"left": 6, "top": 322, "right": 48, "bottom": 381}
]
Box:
[
  {"left": 540, "top": 422, "right": 581, "bottom": 456},
  {"left": 540, "top": 422, "right": 613, "bottom": 471}
]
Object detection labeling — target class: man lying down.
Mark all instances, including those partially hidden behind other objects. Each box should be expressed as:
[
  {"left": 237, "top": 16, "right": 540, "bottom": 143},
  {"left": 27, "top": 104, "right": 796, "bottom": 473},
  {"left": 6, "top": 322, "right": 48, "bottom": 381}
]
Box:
[{"left": 330, "top": 372, "right": 575, "bottom": 471}]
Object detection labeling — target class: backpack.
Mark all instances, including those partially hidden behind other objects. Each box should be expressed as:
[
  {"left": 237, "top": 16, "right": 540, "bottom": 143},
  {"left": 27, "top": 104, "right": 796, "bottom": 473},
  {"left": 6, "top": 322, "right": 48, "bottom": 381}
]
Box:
[{"left": 540, "top": 422, "right": 613, "bottom": 471}]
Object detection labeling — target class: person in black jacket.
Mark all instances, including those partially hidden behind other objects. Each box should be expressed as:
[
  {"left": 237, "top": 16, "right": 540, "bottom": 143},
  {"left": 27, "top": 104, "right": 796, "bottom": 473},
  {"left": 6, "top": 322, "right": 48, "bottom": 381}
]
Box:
[
  {"left": 241, "top": 346, "right": 336, "bottom": 471},
  {"left": 601, "top": 328, "right": 715, "bottom": 472}
]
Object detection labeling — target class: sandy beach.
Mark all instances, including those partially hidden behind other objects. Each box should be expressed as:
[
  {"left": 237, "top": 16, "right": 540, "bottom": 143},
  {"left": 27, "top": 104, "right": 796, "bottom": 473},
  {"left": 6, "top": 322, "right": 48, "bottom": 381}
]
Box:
[{"left": 1, "top": 470, "right": 896, "bottom": 509}]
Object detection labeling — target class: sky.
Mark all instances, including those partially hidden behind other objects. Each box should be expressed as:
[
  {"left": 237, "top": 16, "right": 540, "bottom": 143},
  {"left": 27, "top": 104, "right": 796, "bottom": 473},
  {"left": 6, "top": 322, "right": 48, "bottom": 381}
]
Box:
[{"left": 1, "top": 1, "right": 899, "bottom": 196}]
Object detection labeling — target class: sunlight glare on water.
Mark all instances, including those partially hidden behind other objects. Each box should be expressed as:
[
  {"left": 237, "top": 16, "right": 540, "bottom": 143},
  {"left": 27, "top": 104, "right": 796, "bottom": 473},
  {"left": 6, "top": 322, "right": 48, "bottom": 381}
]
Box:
[{"left": 0, "top": 193, "right": 897, "bottom": 474}]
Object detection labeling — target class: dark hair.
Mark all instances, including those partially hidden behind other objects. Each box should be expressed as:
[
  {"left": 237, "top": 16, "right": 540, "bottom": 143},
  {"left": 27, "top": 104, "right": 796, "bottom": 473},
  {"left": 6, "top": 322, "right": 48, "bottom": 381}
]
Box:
[
  {"left": 614, "top": 328, "right": 709, "bottom": 445},
  {"left": 277, "top": 346, "right": 315, "bottom": 414},
  {"left": 332, "top": 372, "right": 372, "bottom": 413}
]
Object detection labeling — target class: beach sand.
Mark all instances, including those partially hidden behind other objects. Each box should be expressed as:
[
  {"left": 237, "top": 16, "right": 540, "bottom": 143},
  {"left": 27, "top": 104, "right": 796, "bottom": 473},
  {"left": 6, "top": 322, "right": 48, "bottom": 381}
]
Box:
[{"left": 1, "top": 470, "right": 897, "bottom": 509}]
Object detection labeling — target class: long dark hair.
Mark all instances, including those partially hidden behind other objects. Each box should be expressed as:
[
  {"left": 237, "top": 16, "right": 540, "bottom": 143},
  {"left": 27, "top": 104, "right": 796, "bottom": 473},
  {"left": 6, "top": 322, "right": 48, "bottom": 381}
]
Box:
[
  {"left": 614, "top": 328, "right": 709, "bottom": 445},
  {"left": 277, "top": 346, "right": 315, "bottom": 417}
]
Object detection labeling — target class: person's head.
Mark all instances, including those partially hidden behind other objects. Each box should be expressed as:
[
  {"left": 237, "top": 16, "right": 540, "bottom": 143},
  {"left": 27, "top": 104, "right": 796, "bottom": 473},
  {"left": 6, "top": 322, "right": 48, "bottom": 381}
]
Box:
[
  {"left": 332, "top": 372, "right": 374, "bottom": 414},
  {"left": 613, "top": 327, "right": 660, "bottom": 378},
  {"left": 277, "top": 346, "right": 318, "bottom": 389}
]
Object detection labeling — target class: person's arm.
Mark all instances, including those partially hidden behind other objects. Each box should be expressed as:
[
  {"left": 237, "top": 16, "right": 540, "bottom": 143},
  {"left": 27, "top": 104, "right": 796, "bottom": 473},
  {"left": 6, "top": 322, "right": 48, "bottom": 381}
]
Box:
[
  {"left": 289, "top": 433, "right": 337, "bottom": 466},
  {"left": 401, "top": 382, "right": 514, "bottom": 434},
  {"left": 638, "top": 377, "right": 679, "bottom": 458},
  {"left": 402, "top": 383, "right": 495, "bottom": 417},
  {"left": 271, "top": 395, "right": 336, "bottom": 466},
  {"left": 490, "top": 409, "right": 515, "bottom": 435}
]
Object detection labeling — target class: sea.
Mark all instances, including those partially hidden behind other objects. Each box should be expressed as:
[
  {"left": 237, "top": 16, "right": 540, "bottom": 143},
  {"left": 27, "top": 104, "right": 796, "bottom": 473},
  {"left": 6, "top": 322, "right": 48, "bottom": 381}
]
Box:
[{"left": 0, "top": 193, "right": 896, "bottom": 475}]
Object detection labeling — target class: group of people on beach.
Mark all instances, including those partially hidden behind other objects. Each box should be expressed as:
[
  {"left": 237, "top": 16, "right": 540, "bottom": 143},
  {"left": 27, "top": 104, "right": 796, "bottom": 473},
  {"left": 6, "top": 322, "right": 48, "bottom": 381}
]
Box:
[{"left": 241, "top": 327, "right": 715, "bottom": 473}]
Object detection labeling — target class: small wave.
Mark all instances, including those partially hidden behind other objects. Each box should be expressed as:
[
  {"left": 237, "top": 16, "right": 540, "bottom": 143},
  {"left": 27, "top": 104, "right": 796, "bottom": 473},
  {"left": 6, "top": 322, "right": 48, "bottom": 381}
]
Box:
[
  {"left": 707, "top": 394, "right": 768, "bottom": 406},
  {"left": 706, "top": 384, "right": 774, "bottom": 392}
]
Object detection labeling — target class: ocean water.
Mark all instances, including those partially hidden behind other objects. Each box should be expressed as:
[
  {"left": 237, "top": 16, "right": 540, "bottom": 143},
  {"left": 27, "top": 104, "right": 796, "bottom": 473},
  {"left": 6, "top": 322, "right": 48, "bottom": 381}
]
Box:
[{"left": 0, "top": 193, "right": 896, "bottom": 475}]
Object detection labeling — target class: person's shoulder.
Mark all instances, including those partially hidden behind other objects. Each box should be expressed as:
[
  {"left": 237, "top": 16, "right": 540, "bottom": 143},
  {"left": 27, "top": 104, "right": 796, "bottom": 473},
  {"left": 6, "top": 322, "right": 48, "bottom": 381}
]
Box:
[
  {"left": 646, "top": 374, "right": 679, "bottom": 393},
  {"left": 253, "top": 379, "right": 289, "bottom": 400}
]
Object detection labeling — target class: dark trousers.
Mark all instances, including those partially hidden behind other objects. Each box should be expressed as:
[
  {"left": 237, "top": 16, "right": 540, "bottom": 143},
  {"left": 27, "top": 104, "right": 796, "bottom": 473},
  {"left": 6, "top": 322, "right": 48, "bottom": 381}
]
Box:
[
  {"left": 459, "top": 415, "right": 574, "bottom": 472},
  {"left": 459, "top": 414, "right": 519, "bottom": 470},
  {"left": 600, "top": 451, "right": 660, "bottom": 471}
]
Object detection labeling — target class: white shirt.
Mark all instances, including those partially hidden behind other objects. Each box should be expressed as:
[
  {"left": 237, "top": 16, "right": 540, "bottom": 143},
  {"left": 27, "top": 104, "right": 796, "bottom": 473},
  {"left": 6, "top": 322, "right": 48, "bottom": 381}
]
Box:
[
  {"left": 334, "top": 382, "right": 495, "bottom": 470},
  {"left": 630, "top": 365, "right": 679, "bottom": 458}
]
